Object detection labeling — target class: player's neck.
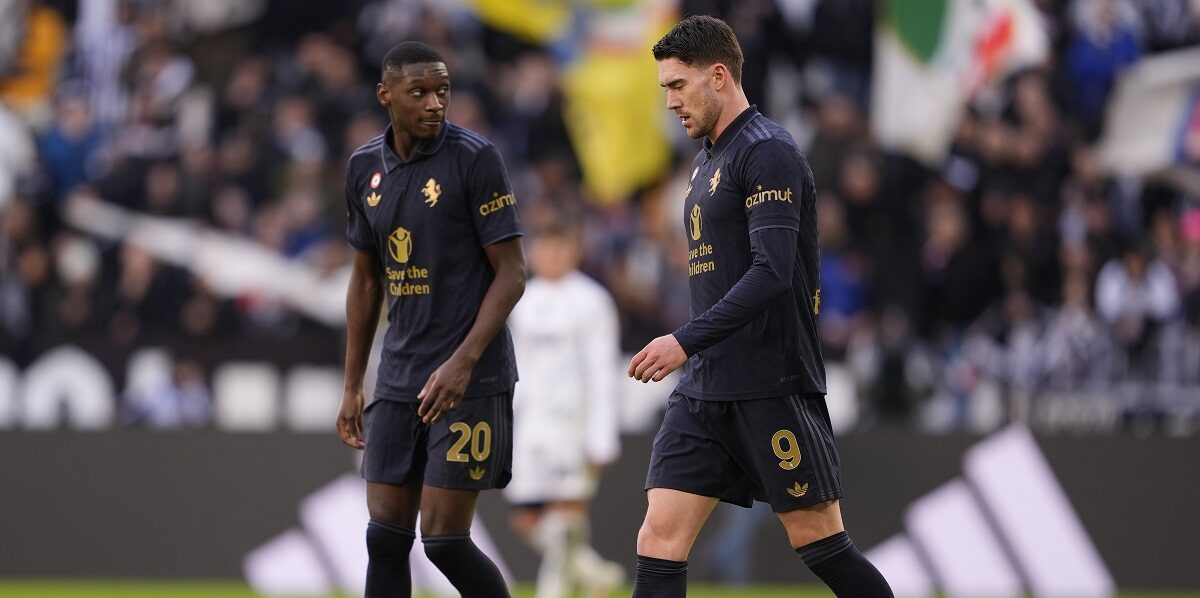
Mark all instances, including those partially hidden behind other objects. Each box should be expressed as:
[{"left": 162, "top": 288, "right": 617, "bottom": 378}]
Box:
[
  {"left": 389, "top": 124, "right": 426, "bottom": 161},
  {"left": 706, "top": 92, "right": 750, "bottom": 145}
]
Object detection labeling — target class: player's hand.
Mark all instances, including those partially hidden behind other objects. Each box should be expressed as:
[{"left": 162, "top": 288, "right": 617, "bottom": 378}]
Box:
[
  {"left": 337, "top": 388, "right": 366, "bottom": 449},
  {"left": 628, "top": 334, "right": 687, "bottom": 383},
  {"left": 417, "top": 354, "right": 474, "bottom": 424}
]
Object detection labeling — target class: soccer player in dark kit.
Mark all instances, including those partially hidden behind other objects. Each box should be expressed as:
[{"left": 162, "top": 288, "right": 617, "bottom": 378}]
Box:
[
  {"left": 627, "top": 16, "right": 894, "bottom": 598},
  {"left": 336, "top": 41, "right": 525, "bottom": 598}
]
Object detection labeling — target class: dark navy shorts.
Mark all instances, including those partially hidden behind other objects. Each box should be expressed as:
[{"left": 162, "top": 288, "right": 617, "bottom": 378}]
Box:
[
  {"left": 646, "top": 391, "right": 843, "bottom": 512},
  {"left": 361, "top": 391, "right": 513, "bottom": 490}
]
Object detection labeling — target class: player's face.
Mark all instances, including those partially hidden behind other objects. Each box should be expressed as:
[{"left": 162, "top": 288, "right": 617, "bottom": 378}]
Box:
[
  {"left": 378, "top": 62, "right": 451, "bottom": 140},
  {"left": 658, "top": 57, "right": 720, "bottom": 140}
]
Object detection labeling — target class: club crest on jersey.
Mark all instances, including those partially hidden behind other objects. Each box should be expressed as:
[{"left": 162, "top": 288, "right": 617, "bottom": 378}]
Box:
[
  {"left": 708, "top": 168, "right": 721, "bottom": 195},
  {"left": 422, "top": 177, "right": 441, "bottom": 207},
  {"left": 370, "top": 172, "right": 382, "bottom": 189},
  {"left": 366, "top": 192, "right": 382, "bottom": 207}
]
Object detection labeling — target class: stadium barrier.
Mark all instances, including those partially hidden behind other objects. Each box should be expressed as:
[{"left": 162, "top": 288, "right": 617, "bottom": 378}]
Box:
[{"left": 0, "top": 427, "right": 1195, "bottom": 591}]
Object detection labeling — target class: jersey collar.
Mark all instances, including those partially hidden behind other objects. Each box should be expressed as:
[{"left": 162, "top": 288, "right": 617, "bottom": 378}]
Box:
[
  {"left": 380, "top": 122, "right": 450, "bottom": 172},
  {"left": 703, "top": 105, "right": 760, "bottom": 162}
]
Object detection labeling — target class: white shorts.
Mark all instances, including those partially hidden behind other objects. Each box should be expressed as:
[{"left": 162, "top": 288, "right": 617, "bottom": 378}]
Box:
[{"left": 504, "top": 432, "right": 597, "bottom": 504}]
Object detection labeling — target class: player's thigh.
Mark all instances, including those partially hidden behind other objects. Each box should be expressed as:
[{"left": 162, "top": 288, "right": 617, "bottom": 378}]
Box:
[
  {"left": 730, "top": 394, "right": 844, "bottom": 513},
  {"left": 776, "top": 498, "right": 845, "bottom": 549},
  {"left": 424, "top": 390, "right": 514, "bottom": 491},
  {"left": 366, "top": 481, "right": 422, "bottom": 528},
  {"left": 638, "top": 488, "right": 719, "bottom": 560}
]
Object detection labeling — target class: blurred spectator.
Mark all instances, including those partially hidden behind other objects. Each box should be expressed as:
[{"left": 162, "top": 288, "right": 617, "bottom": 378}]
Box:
[
  {"left": 1095, "top": 241, "right": 1181, "bottom": 375},
  {"left": 1066, "top": 0, "right": 1141, "bottom": 139},
  {"left": 816, "top": 195, "right": 867, "bottom": 359},
  {"left": 0, "top": 106, "right": 35, "bottom": 208},
  {"left": 0, "top": 198, "right": 50, "bottom": 362},
  {"left": 1041, "top": 271, "right": 1113, "bottom": 390},
  {"left": 1132, "top": 0, "right": 1200, "bottom": 52},
  {"left": 121, "top": 358, "right": 212, "bottom": 429},
  {"left": 37, "top": 89, "right": 104, "bottom": 201},
  {"left": 0, "top": 0, "right": 68, "bottom": 124},
  {"left": 919, "top": 188, "right": 1001, "bottom": 337}
]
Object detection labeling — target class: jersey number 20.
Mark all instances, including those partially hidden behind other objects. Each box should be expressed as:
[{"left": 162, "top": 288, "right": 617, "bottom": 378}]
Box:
[{"left": 447, "top": 422, "right": 492, "bottom": 462}]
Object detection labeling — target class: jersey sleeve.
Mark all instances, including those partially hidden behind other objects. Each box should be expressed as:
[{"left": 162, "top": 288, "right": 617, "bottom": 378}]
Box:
[
  {"left": 672, "top": 227, "right": 799, "bottom": 356},
  {"left": 467, "top": 145, "right": 523, "bottom": 246},
  {"left": 741, "top": 138, "right": 808, "bottom": 234},
  {"left": 344, "top": 170, "right": 376, "bottom": 254}
]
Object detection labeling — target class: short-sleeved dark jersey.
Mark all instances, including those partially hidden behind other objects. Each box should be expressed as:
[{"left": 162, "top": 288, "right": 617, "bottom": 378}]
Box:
[
  {"left": 345, "top": 123, "right": 522, "bottom": 402},
  {"left": 674, "top": 106, "right": 825, "bottom": 400}
]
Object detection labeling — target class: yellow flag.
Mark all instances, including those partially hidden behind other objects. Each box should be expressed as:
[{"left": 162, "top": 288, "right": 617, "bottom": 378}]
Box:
[
  {"left": 467, "top": 0, "right": 570, "bottom": 45},
  {"left": 563, "top": 44, "right": 672, "bottom": 204}
]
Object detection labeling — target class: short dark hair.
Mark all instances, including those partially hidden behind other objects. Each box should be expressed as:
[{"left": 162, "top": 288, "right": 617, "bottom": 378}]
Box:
[
  {"left": 652, "top": 15, "right": 743, "bottom": 83},
  {"left": 382, "top": 41, "right": 445, "bottom": 76}
]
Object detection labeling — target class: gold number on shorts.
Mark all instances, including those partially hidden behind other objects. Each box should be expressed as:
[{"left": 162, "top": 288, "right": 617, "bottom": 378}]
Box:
[
  {"left": 447, "top": 423, "right": 471, "bottom": 462},
  {"left": 771, "top": 429, "right": 802, "bottom": 470},
  {"left": 447, "top": 421, "right": 493, "bottom": 463},
  {"left": 471, "top": 422, "right": 492, "bottom": 461}
]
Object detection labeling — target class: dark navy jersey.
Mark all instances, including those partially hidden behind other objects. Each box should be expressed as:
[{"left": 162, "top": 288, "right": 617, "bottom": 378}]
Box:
[
  {"left": 345, "top": 123, "right": 522, "bottom": 402},
  {"left": 672, "top": 106, "right": 825, "bottom": 400}
]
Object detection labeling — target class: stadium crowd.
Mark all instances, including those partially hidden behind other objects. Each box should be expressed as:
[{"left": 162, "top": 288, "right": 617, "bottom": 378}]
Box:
[{"left": 1, "top": 0, "right": 1198, "bottom": 433}]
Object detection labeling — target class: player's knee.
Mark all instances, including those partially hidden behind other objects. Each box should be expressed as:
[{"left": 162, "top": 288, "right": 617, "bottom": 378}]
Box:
[
  {"left": 636, "top": 518, "right": 690, "bottom": 561},
  {"left": 367, "top": 499, "right": 412, "bottom": 528},
  {"left": 779, "top": 500, "right": 845, "bottom": 549},
  {"left": 366, "top": 484, "right": 419, "bottom": 528},
  {"left": 419, "top": 506, "right": 473, "bottom": 537}
]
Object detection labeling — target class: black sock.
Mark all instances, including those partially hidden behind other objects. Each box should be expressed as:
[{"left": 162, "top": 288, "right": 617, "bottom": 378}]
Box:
[
  {"left": 796, "top": 532, "right": 894, "bottom": 598},
  {"left": 365, "top": 518, "right": 415, "bottom": 598},
  {"left": 632, "top": 554, "right": 688, "bottom": 597},
  {"left": 422, "top": 533, "right": 510, "bottom": 598}
]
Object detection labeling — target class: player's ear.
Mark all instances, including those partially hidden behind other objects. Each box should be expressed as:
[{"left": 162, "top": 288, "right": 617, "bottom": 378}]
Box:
[
  {"left": 376, "top": 81, "right": 390, "bottom": 107},
  {"left": 711, "top": 63, "right": 728, "bottom": 91}
]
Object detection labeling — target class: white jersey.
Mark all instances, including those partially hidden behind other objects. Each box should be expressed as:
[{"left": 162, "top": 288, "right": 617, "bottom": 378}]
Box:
[{"left": 505, "top": 271, "right": 621, "bottom": 503}]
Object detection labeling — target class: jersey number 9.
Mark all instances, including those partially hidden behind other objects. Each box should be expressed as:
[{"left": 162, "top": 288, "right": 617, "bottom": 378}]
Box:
[{"left": 771, "top": 429, "right": 802, "bottom": 470}]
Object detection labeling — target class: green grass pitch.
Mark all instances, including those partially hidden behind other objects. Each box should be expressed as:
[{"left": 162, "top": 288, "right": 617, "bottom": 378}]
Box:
[
  {"left": 0, "top": 581, "right": 1196, "bottom": 597},
  {"left": 0, "top": 582, "right": 824, "bottom": 597}
]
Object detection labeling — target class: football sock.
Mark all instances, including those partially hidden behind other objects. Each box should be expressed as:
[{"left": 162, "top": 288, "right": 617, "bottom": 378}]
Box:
[
  {"left": 563, "top": 514, "right": 624, "bottom": 591},
  {"left": 422, "top": 533, "right": 511, "bottom": 598},
  {"left": 632, "top": 554, "right": 688, "bottom": 597},
  {"left": 365, "top": 518, "right": 415, "bottom": 598},
  {"left": 796, "top": 532, "right": 894, "bottom": 598},
  {"left": 533, "top": 511, "right": 572, "bottom": 598}
]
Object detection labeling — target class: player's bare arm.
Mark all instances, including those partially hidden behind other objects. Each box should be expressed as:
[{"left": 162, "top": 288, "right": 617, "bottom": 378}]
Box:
[
  {"left": 339, "top": 250, "right": 384, "bottom": 449},
  {"left": 417, "top": 237, "right": 526, "bottom": 423}
]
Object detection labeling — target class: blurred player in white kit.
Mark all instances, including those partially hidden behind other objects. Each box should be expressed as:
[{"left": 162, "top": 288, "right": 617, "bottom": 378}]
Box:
[{"left": 505, "top": 219, "right": 624, "bottom": 598}]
